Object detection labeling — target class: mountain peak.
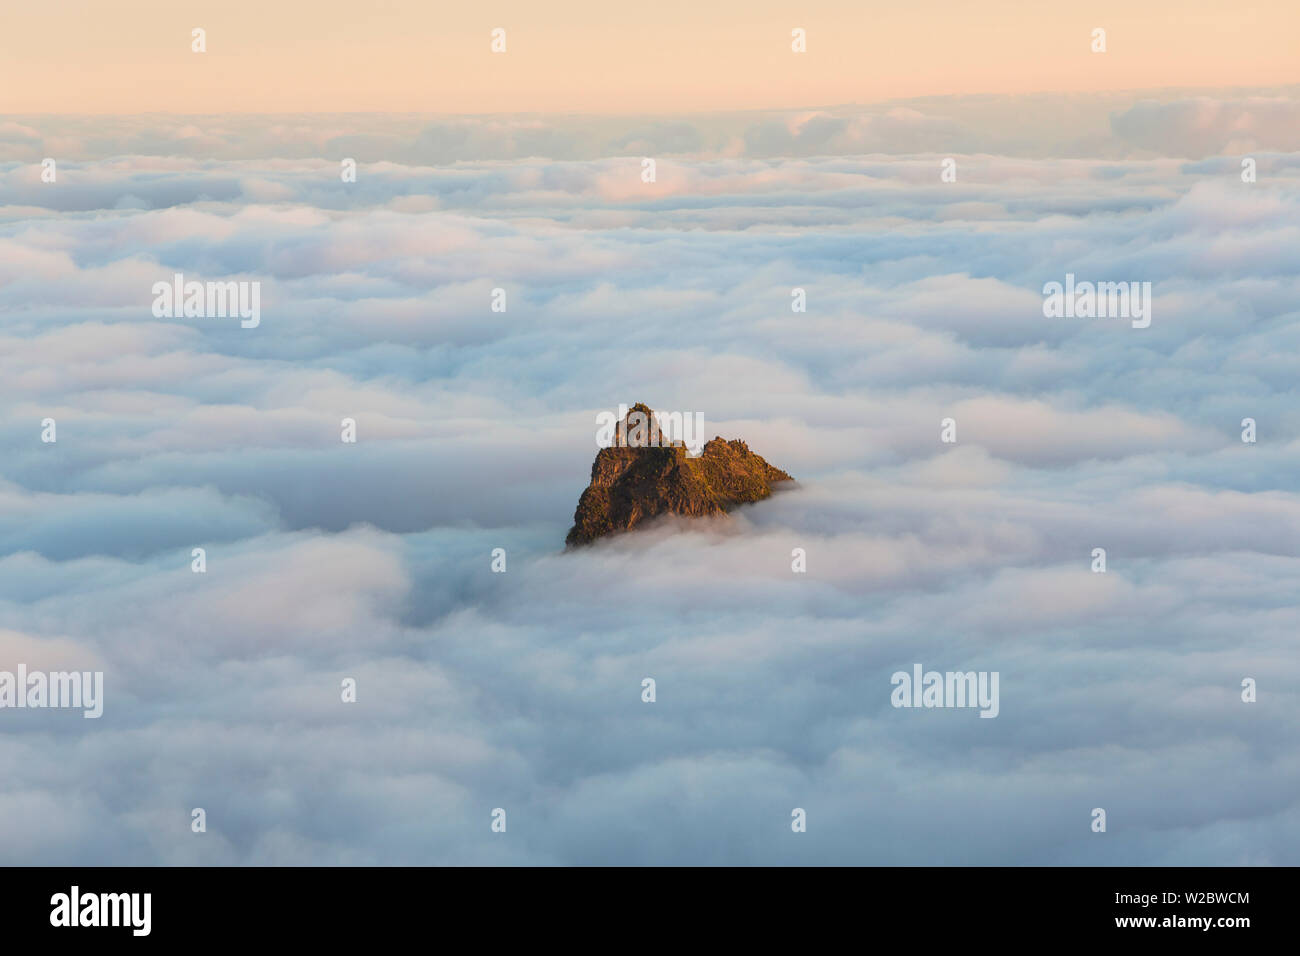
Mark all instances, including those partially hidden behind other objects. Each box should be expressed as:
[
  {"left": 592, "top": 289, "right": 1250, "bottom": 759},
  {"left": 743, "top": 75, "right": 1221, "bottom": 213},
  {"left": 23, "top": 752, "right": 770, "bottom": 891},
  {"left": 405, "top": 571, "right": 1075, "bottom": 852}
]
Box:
[
  {"left": 614, "top": 402, "right": 674, "bottom": 448},
  {"left": 566, "top": 406, "right": 793, "bottom": 546}
]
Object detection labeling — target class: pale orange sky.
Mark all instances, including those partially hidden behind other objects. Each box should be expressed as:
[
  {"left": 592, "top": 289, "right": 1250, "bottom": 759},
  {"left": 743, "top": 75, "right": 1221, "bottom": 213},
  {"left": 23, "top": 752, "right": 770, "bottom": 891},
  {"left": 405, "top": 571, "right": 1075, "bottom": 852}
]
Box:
[{"left": 1, "top": 0, "right": 1295, "bottom": 113}]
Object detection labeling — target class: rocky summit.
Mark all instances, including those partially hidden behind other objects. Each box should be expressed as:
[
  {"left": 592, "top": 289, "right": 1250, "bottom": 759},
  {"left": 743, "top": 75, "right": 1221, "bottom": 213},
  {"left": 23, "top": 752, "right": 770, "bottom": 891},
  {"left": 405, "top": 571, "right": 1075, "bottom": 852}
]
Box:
[{"left": 565, "top": 403, "right": 794, "bottom": 546}]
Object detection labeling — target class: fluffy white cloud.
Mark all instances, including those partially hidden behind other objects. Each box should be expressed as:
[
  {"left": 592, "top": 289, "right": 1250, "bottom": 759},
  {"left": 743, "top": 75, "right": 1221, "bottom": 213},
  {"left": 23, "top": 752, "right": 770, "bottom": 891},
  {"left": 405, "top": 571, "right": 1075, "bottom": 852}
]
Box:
[{"left": 1, "top": 97, "right": 1298, "bottom": 864}]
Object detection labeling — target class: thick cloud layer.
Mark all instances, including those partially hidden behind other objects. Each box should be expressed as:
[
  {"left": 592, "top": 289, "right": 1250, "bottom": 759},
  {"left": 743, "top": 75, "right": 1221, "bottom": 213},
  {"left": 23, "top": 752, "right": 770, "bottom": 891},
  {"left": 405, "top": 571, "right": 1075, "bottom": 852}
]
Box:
[{"left": 1, "top": 96, "right": 1297, "bottom": 864}]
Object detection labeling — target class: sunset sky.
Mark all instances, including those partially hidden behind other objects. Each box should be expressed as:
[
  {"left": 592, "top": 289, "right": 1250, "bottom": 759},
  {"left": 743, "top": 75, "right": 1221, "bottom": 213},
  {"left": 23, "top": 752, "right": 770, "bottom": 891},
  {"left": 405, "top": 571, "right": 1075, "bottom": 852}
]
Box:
[{"left": 2, "top": 0, "right": 1297, "bottom": 113}]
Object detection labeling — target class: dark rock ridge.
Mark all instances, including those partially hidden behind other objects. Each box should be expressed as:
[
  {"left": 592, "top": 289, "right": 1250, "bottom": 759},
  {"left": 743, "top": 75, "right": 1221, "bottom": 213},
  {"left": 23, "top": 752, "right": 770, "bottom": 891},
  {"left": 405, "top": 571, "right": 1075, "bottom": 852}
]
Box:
[{"left": 566, "top": 403, "right": 793, "bottom": 546}]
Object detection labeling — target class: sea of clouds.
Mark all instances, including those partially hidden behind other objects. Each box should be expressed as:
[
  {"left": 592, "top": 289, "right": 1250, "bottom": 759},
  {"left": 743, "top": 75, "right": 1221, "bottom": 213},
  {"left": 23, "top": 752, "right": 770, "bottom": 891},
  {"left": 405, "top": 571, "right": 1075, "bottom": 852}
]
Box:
[{"left": 1, "top": 91, "right": 1297, "bottom": 864}]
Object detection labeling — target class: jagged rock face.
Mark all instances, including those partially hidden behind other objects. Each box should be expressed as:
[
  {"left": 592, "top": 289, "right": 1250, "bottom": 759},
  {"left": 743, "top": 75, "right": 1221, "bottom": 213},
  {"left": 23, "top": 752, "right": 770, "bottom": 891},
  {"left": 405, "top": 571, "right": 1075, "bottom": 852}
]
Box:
[{"left": 566, "top": 404, "right": 793, "bottom": 546}]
